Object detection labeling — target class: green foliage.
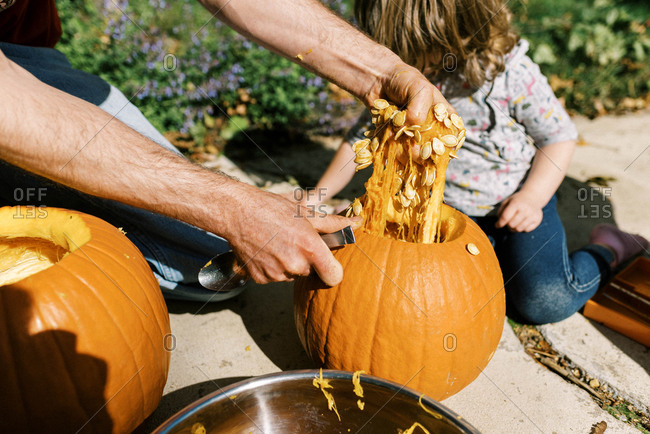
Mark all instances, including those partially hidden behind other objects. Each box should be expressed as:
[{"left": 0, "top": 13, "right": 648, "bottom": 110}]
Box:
[
  {"left": 512, "top": 0, "right": 650, "bottom": 116},
  {"left": 56, "top": 0, "right": 354, "bottom": 139},
  {"left": 604, "top": 402, "right": 650, "bottom": 433},
  {"left": 54, "top": 0, "right": 650, "bottom": 137}
]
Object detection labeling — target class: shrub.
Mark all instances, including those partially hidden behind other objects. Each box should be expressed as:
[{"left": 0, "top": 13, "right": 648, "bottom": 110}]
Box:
[
  {"left": 56, "top": 0, "right": 649, "bottom": 138},
  {"left": 512, "top": 0, "right": 650, "bottom": 116},
  {"left": 56, "top": 0, "right": 357, "bottom": 140}
]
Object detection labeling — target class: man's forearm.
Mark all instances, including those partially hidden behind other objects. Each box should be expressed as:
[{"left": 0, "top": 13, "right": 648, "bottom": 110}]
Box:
[
  {"left": 0, "top": 52, "right": 358, "bottom": 286},
  {"left": 0, "top": 52, "right": 243, "bottom": 240},
  {"left": 198, "top": 0, "right": 411, "bottom": 107}
]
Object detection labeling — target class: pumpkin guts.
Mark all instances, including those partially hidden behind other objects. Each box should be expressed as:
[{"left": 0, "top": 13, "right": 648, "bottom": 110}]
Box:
[{"left": 347, "top": 99, "right": 466, "bottom": 244}]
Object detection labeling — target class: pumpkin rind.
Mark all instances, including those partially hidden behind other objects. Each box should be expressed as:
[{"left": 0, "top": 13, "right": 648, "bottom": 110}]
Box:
[
  {"left": 0, "top": 206, "right": 170, "bottom": 433},
  {"left": 294, "top": 205, "right": 505, "bottom": 400}
]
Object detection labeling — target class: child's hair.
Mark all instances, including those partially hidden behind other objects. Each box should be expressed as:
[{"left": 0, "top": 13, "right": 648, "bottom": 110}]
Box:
[{"left": 354, "top": 0, "right": 518, "bottom": 87}]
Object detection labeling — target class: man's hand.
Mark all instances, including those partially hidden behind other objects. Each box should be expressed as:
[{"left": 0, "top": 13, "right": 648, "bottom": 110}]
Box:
[
  {"left": 366, "top": 63, "right": 454, "bottom": 125},
  {"left": 222, "top": 184, "right": 358, "bottom": 286},
  {"left": 495, "top": 192, "right": 544, "bottom": 233},
  {"left": 0, "top": 54, "right": 358, "bottom": 287}
]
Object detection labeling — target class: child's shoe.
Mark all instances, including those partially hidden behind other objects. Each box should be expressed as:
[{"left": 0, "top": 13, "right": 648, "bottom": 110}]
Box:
[{"left": 589, "top": 223, "right": 649, "bottom": 267}]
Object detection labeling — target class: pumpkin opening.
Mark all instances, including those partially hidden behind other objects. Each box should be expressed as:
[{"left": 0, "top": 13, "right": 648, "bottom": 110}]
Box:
[
  {"left": 346, "top": 100, "right": 466, "bottom": 244},
  {"left": 436, "top": 204, "right": 467, "bottom": 243},
  {"left": 0, "top": 207, "right": 92, "bottom": 286}
]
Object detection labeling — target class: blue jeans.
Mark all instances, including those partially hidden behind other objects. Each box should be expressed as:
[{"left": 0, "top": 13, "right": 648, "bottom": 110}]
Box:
[
  {"left": 472, "top": 196, "right": 614, "bottom": 324},
  {"left": 0, "top": 42, "right": 241, "bottom": 302}
]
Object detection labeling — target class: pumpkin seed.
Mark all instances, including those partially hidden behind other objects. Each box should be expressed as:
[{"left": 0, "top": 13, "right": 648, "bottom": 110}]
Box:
[
  {"left": 399, "top": 193, "right": 411, "bottom": 208},
  {"left": 352, "top": 199, "right": 363, "bottom": 215},
  {"left": 383, "top": 106, "right": 394, "bottom": 121},
  {"left": 444, "top": 117, "right": 452, "bottom": 128},
  {"left": 420, "top": 168, "right": 428, "bottom": 186},
  {"left": 441, "top": 135, "right": 458, "bottom": 147},
  {"left": 451, "top": 113, "right": 464, "bottom": 130},
  {"left": 392, "top": 110, "right": 406, "bottom": 127},
  {"left": 406, "top": 172, "right": 416, "bottom": 186},
  {"left": 403, "top": 129, "right": 414, "bottom": 138},
  {"left": 466, "top": 243, "right": 480, "bottom": 255},
  {"left": 420, "top": 141, "right": 432, "bottom": 159},
  {"left": 371, "top": 137, "right": 380, "bottom": 152},
  {"left": 403, "top": 184, "right": 416, "bottom": 200},
  {"left": 395, "top": 126, "right": 407, "bottom": 139},
  {"left": 421, "top": 166, "right": 436, "bottom": 186},
  {"left": 357, "top": 147, "right": 372, "bottom": 158},
  {"left": 355, "top": 161, "right": 372, "bottom": 171},
  {"left": 373, "top": 99, "right": 390, "bottom": 110},
  {"left": 431, "top": 138, "right": 445, "bottom": 156},
  {"left": 355, "top": 154, "right": 372, "bottom": 165},
  {"left": 352, "top": 139, "right": 370, "bottom": 152},
  {"left": 456, "top": 136, "right": 466, "bottom": 150},
  {"left": 426, "top": 167, "right": 437, "bottom": 186},
  {"left": 414, "top": 129, "right": 422, "bottom": 143},
  {"left": 420, "top": 123, "right": 433, "bottom": 132}
]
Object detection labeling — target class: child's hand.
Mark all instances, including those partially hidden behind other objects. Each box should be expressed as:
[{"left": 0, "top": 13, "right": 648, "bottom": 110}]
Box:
[{"left": 495, "top": 192, "right": 543, "bottom": 232}]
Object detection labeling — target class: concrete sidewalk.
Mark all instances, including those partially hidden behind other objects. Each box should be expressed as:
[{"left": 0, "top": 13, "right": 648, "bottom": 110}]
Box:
[{"left": 137, "top": 111, "right": 650, "bottom": 433}]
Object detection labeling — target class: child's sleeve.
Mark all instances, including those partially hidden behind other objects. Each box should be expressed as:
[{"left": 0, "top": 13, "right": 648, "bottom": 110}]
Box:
[
  {"left": 506, "top": 55, "right": 578, "bottom": 147},
  {"left": 344, "top": 110, "right": 373, "bottom": 144}
]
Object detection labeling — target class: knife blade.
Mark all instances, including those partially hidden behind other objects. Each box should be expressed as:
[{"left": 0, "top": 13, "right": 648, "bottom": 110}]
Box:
[{"left": 198, "top": 226, "right": 355, "bottom": 292}]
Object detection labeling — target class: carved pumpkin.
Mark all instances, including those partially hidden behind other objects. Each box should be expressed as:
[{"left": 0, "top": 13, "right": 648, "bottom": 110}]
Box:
[
  {"left": 0, "top": 206, "right": 170, "bottom": 433},
  {"left": 294, "top": 101, "right": 505, "bottom": 400}
]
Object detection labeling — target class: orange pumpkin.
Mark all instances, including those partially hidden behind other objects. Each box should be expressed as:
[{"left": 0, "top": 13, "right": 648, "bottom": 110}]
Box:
[
  {"left": 294, "top": 101, "right": 504, "bottom": 399},
  {"left": 295, "top": 205, "right": 505, "bottom": 401},
  {"left": 0, "top": 206, "right": 170, "bottom": 433}
]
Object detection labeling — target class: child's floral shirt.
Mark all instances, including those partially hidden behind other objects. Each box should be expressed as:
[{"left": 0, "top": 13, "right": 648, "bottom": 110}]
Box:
[{"left": 346, "top": 40, "right": 578, "bottom": 216}]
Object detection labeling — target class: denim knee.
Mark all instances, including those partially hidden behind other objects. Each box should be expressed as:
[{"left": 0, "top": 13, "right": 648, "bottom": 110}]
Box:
[{"left": 506, "top": 278, "right": 590, "bottom": 324}]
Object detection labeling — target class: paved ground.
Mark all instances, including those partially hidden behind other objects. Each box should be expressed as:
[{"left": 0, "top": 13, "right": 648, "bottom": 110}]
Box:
[{"left": 137, "top": 110, "right": 650, "bottom": 433}]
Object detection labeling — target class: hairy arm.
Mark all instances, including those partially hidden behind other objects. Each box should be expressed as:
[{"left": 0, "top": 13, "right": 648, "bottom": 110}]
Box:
[
  {"left": 0, "top": 51, "right": 352, "bottom": 285},
  {"left": 198, "top": 0, "right": 451, "bottom": 123},
  {"left": 496, "top": 141, "right": 576, "bottom": 232}
]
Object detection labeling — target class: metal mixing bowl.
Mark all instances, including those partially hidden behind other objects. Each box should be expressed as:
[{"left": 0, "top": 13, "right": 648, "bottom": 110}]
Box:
[{"left": 154, "top": 370, "right": 480, "bottom": 434}]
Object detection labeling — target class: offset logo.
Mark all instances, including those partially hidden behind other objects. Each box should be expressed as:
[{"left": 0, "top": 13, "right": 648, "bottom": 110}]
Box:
[
  {"left": 577, "top": 187, "right": 612, "bottom": 219},
  {"left": 13, "top": 188, "right": 48, "bottom": 218}
]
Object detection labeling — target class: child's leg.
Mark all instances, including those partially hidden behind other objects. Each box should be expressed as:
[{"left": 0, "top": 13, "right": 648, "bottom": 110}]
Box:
[{"left": 476, "top": 196, "right": 615, "bottom": 324}]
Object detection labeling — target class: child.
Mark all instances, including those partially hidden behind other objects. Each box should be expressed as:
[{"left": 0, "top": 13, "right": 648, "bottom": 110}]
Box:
[{"left": 305, "top": 0, "right": 648, "bottom": 324}]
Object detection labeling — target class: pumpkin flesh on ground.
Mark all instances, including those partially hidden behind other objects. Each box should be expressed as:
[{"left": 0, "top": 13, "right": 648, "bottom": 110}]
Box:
[{"left": 295, "top": 101, "right": 505, "bottom": 400}]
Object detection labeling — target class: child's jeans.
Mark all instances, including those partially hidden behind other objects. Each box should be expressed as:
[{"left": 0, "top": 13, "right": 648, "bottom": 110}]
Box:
[{"left": 471, "top": 196, "right": 614, "bottom": 324}]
